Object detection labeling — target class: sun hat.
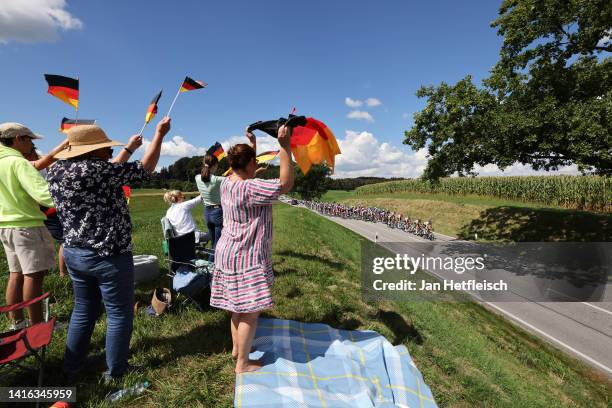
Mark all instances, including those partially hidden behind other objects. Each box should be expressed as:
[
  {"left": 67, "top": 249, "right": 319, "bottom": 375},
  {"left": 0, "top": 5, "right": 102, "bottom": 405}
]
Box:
[
  {"left": 54, "top": 125, "right": 123, "bottom": 159},
  {"left": 0, "top": 122, "right": 43, "bottom": 140}
]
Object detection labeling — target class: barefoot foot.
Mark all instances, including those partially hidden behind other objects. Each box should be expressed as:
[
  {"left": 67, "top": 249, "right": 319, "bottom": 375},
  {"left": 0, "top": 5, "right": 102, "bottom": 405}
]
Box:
[{"left": 235, "top": 359, "right": 263, "bottom": 373}]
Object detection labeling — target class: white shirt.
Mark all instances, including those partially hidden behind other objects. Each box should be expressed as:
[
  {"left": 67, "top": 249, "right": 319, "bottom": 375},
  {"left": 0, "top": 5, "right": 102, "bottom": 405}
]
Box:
[{"left": 165, "top": 196, "right": 202, "bottom": 237}]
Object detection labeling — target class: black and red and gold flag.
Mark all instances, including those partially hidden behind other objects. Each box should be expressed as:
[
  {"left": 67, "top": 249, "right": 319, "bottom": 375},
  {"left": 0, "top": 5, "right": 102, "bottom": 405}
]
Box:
[
  {"left": 60, "top": 117, "right": 95, "bottom": 133},
  {"left": 180, "top": 76, "right": 206, "bottom": 92},
  {"left": 256, "top": 150, "right": 280, "bottom": 164},
  {"left": 145, "top": 90, "right": 162, "bottom": 124},
  {"left": 207, "top": 142, "right": 226, "bottom": 161},
  {"left": 45, "top": 74, "right": 79, "bottom": 109}
]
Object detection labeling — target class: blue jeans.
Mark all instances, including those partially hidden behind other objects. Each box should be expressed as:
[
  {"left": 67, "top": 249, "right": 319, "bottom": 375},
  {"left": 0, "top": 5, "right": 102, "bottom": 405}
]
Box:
[
  {"left": 62, "top": 247, "right": 134, "bottom": 378},
  {"left": 205, "top": 206, "right": 223, "bottom": 261}
]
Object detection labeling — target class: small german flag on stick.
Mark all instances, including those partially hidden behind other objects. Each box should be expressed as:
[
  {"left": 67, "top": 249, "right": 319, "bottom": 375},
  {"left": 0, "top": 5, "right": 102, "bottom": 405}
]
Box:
[
  {"left": 45, "top": 74, "right": 79, "bottom": 110},
  {"left": 60, "top": 117, "right": 95, "bottom": 133},
  {"left": 138, "top": 90, "right": 163, "bottom": 135},
  {"left": 166, "top": 76, "right": 206, "bottom": 117},
  {"left": 180, "top": 77, "right": 206, "bottom": 92},
  {"left": 207, "top": 142, "right": 226, "bottom": 161}
]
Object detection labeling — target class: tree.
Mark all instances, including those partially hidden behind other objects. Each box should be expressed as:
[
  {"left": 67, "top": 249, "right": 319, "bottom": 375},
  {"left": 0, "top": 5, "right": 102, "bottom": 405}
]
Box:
[
  {"left": 405, "top": 0, "right": 612, "bottom": 179},
  {"left": 293, "top": 164, "right": 331, "bottom": 200}
]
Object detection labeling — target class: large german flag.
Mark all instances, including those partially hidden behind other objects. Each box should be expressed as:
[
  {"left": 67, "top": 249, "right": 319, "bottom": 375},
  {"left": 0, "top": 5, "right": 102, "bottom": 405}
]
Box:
[
  {"left": 145, "top": 90, "right": 162, "bottom": 124},
  {"left": 60, "top": 117, "right": 95, "bottom": 133},
  {"left": 256, "top": 150, "right": 280, "bottom": 164},
  {"left": 180, "top": 76, "right": 206, "bottom": 92},
  {"left": 290, "top": 117, "right": 341, "bottom": 175},
  {"left": 45, "top": 74, "right": 79, "bottom": 109},
  {"left": 207, "top": 142, "right": 226, "bottom": 161}
]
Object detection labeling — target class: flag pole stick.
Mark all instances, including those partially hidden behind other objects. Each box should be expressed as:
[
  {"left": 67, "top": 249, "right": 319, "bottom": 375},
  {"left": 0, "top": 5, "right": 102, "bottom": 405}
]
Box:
[
  {"left": 166, "top": 87, "right": 181, "bottom": 117},
  {"left": 137, "top": 122, "right": 147, "bottom": 136},
  {"left": 75, "top": 76, "right": 80, "bottom": 124}
]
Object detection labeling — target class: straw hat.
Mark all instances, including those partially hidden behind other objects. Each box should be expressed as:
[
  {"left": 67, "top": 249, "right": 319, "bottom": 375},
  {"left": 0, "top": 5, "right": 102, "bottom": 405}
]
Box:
[{"left": 54, "top": 125, "right": 123, "bottom": 159}]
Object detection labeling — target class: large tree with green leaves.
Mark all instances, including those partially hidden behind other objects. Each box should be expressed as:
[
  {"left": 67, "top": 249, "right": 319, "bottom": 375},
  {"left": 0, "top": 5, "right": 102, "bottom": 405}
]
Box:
[
  {"left": 293, "top": 164, "right": 332, "bottom": 200},
  {"left": 405, "top": 0, "right": 611, "bottom": 179}
]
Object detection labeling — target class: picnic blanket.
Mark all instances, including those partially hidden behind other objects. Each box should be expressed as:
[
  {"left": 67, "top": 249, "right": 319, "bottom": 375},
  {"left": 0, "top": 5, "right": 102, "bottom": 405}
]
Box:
[{"left": 235, "top": 318, "right": 437, "bottom": 408}]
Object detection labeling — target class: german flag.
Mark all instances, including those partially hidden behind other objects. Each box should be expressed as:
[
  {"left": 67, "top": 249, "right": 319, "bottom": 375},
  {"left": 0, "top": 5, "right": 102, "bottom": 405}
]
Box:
[
  {"left": 207, "top": 142, "right": 226, "bottom": 161},
  {"left": 256, "top": 150, "right": 280, "bottom": 164},
  {"left": 290, "top": 117, "right": 341, "bottom": 175},
  {"left": 60, "top": 117, "right": 95, "bottom": 133},
  {"left": 145, "top": 90, "right": 162, "bottom": 124},
  {"left": 45, "top": 74, "right": 79, "bottom": 109},
  {"left": 180, "top": 76, "right": 206, "bottom": 92}
]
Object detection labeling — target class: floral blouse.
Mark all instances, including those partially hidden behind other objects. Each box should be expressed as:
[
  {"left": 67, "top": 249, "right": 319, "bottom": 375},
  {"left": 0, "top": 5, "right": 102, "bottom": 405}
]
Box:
[{"left": 47, "top": 159, "right": 148, "bottom": 257}]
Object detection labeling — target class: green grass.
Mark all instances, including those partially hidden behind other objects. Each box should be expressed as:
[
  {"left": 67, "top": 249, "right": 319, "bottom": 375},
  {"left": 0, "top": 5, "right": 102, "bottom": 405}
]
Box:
[
  {"left": 1, "top": 196, "right": 611, "bottom": 407},
  {"left": 322, "top": 190, "right": 611, "bottom": 242}
]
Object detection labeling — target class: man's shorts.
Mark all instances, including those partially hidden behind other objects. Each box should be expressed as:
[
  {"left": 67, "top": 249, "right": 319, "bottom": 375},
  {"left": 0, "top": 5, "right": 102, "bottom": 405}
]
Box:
[{"left": 0, "top": 226, "right": 56, "bottom": 274}]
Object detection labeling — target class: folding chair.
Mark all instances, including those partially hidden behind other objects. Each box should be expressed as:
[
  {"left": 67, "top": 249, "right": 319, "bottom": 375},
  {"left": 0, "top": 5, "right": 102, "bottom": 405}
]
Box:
[
  {"left": 164, "top": 230, "right": 215, "bottom": 311},
  {"left": 0, "top": 292, "right": 56, "bottom": 405},
  {"left": 161, "top": 216, "right": 211, "bottom": 257}
]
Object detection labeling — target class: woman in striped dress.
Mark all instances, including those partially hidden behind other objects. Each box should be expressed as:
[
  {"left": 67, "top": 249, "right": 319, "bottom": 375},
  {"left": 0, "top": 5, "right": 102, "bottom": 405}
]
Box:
[{"left": 210, "top": 125, "right": 294, "bottom": 373}]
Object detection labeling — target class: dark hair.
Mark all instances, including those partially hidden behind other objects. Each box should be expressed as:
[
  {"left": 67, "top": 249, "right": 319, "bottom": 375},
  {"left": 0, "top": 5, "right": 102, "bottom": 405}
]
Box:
[
  {"left": 0, "top": 137, "right": 14, "bottom": 147},
  {"left": 228, "top": 144, "right": 255, "bottom": 171},
  {"left": 201, "top": 153, "right": 219, "bottom": 182}
]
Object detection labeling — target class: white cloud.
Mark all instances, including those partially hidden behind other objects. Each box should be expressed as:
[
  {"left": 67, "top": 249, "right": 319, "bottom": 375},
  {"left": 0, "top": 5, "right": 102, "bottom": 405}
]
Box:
[
  {"left": 142, "top": 135, "right": 208, "bottom": 157},
  {"left": 0, "top": 0, "right": 83, "bottom": 44},
  {"left": 333, "top": 130, "right": 426, "bottom": 178},
  {"left": 331, "top": 130, "right": 580, "bottom": 179},
  {"left": 220, "top": 134, "right": 280, "bottom": 158},
  {"left": 365, "top": 98, "right": 382, "bottom": 107},
  {"left": 402, "top": 113, "right": 410, "bottom": 119},
  {"left": 347, "top": 110, "right": 374, "bottom": 123},
  {"left": 345, "top": 97, "right": 363, "bottom": 108},
  {"left": 472, "top": 162, "right": 579, "bottom": 176}
]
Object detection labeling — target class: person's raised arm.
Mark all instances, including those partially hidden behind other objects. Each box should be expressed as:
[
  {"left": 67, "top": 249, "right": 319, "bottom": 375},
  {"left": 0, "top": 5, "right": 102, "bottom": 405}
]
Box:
[
  {"left": 112, "top": 135, "right": 143, "bottom": 164},
  {"left": 32, "top": 139, "right": 69, "bottom": 171},
  {"left": 142, "top": 117, "right": 171, "bottom": 172},
  {"left": 246, "top": 127, "right": 256, "bottom": 155},
  {"left": 277, "top": 125, "right": 294, "bottom": 194}
]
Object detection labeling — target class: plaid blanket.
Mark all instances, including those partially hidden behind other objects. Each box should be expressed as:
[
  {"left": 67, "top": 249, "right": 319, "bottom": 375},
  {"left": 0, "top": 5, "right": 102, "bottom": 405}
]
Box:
[{"left": 235, "top": 318, "right": 437, "bottom": 408}]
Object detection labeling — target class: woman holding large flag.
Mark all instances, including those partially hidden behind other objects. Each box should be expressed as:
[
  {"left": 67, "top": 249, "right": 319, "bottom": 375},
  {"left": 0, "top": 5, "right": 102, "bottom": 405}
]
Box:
[
  {"left": 210, "top": 125, "right": 293, "bottom": 373},
  {"left": 47, "top": 117, "right": 171, "bottom": 382}
]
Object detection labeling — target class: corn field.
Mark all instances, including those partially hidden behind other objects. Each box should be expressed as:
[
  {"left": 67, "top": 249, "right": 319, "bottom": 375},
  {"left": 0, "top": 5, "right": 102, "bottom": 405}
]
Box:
[{"left": 354, "top": 176, "right": 611, "bottom": 212}]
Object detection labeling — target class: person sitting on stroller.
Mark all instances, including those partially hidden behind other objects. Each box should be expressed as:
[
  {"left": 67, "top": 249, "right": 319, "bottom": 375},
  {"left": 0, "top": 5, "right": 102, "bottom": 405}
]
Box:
[{"left": 163, "top": 190, "right": 207, "bottom": 243}]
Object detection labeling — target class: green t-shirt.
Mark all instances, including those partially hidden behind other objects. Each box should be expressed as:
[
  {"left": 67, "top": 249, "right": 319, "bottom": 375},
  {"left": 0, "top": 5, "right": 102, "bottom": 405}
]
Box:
[{"left": 195, "top": 174, "right": 224, "bottom": 206}]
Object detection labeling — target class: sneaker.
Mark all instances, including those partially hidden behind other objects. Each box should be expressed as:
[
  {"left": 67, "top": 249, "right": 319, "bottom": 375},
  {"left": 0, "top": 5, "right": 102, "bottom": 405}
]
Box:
[
  {"left": 101, "top": 363, "right": 144, "bottom": 384},
  {"left": 8, "top": 319, "right": 28, "bottom": 331}
]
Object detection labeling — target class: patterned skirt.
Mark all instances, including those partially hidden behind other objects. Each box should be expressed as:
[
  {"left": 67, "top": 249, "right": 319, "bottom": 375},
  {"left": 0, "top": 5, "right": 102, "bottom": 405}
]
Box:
[{"left": 209, "top": 265, "right": 274, "bottom": 313}]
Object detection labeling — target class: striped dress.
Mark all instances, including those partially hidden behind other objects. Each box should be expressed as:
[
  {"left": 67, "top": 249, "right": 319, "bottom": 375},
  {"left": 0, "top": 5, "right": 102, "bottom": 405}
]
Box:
[{"left": 210, "top": 177, "right": 281, "bottom": 313}]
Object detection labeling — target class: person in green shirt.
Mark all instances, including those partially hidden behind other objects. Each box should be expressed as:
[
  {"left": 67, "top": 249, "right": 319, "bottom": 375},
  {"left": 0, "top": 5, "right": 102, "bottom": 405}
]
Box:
[
  {"left": 0, "top": 122, "right": 62, "bottom": 328},
  {"left": 195, "top": 153, "right": 225, "bottom": 261}
]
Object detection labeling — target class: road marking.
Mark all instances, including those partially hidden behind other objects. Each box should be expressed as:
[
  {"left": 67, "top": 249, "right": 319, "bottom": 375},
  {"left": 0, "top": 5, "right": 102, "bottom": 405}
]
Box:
[
  {"left": 483, "top": 302, "right": 612, "bottom": 375},
  {"left": 582, "top": 302, "right": 612, "bottom": 317}
]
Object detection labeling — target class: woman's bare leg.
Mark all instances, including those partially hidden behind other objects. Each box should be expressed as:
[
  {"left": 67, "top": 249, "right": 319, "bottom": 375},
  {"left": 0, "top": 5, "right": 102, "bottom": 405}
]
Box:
[
  {"left": 231, "top": 312, "right": 239, "bottom": 359},
  {"left": 235, "top": 312, "right": 262, "bottom": 373}
]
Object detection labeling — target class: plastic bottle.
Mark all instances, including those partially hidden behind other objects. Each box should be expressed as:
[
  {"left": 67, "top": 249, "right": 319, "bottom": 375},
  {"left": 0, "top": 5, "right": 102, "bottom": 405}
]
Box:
[{"left": 105, "top": 380, "right": 150, "bottom": 402}]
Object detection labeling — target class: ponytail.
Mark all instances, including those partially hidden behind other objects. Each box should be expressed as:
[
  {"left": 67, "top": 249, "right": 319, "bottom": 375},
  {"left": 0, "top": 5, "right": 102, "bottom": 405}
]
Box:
[{"left": 201, "top": 153, "right": 219, "bottom": 182}]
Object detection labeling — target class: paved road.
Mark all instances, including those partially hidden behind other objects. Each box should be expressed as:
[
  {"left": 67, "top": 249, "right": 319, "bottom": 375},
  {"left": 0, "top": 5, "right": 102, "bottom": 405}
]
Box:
[{"left": 299, "top": 205, "right": 612, "bottom": 377}]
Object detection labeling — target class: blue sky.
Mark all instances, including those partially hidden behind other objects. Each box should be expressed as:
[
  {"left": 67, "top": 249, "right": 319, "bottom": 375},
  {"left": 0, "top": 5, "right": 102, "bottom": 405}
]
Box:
[{"left": 2, "top": 0, "right": 575, "bottom": 177}]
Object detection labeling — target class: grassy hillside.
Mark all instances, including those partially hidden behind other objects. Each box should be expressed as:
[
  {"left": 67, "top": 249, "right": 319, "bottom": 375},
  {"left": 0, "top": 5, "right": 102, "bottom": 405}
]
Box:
[{"left": 0, "top": 197, "right": 610, "bottom": 407}]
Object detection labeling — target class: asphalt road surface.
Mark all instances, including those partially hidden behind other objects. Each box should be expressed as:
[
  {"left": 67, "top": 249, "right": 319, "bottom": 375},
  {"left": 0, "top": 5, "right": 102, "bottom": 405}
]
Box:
[{"left": 298, "top": 204, "right": 612, "bottom": 377}]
